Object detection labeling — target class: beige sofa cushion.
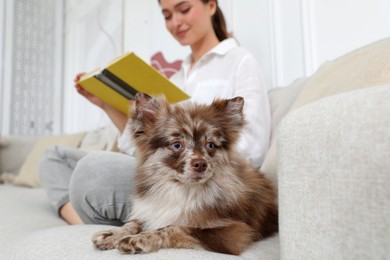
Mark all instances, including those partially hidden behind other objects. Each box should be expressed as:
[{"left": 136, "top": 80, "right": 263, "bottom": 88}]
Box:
[
  {"left": 277, "top": 84, "right": 390, "bottom": 259},
  {"left": 0, "top": 138, "right": 4, "bottom": 182},
  {"left": 13, "top": 132, "right": 85, "bottom": 188},
  {"left": 261, "top": 37, "right": 390, "bottom": 185},
  {"left": 0, "top": 136, "right": 38, "bottom": 175},
  {"left": 268, "top": 77, "right": 308, "bottom": 135},
  {"left": 79, "top": 124, "right": 119, "bottom": 152}
]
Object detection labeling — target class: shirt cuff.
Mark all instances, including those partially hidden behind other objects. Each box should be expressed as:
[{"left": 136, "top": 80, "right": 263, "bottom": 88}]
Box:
[{"left": 117, "top": 124, "right": 136, "bottom": 156}]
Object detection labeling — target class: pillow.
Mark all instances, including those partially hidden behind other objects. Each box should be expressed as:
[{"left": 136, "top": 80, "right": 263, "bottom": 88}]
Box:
[
  {"left": 0, "top": 136, "right": 38, "bottom": 175},
  {"left": 261, "top": 37, "right": 390, "bottom": 185},
  {"left": 0, "top": 137, "right": 5, "bottom": 178},
  {"left": 13, "top": 132, "right": 85, "bottom": 188},
  {"left": 0, "top": 137, "right": 6, "bottom": 147},
  {"left": 268, "top": 77, "right": 308, "bottom": 136},
  {"left": 79, "top": 124, "right": 119, "bottom": 152}
]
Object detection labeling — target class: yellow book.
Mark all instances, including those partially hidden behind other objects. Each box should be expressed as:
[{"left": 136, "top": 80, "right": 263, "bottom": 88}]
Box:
[{"left": 77, "top": 52, "right": 189, "bottom": 115}]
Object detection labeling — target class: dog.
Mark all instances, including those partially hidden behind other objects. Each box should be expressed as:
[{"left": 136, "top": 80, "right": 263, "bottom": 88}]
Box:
[{"left": 92, "top": 93, "right": 278, "bottom": 255}]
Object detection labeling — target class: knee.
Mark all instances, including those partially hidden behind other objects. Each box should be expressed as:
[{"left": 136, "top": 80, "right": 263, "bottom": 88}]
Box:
[
  {"left": 68, "top": 152, "right": 119, "bottom": 196},
  {"left": 68, "top": 152, "right": 105, "bottom": 208},
  {"left": 68, "top": 152, "right": 136, "bottom": 224},
  {"left": 69, "top": 151, "right": 136, "bottom": 192}
]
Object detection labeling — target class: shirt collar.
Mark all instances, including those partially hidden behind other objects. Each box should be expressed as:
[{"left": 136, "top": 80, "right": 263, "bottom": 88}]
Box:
[{"left": 183, "top": 38, "right": 238, "bottom": 66}]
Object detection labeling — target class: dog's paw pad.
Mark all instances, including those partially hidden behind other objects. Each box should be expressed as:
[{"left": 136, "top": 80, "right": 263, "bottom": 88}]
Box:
[
  {"left": 118, "top": 236, "right": 148, "bottom": 254},
  {"left": 92, "top": 231, "right": 116, "bottom": 250},
  {"left": 117, "top": 236, "right": 140, "bottom": 254}
]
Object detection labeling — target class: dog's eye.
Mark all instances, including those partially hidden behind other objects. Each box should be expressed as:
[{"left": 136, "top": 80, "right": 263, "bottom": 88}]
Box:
[
  {"left": 206, "top": 142, "right": 215, "bottom": 150},
  {"left": 171, "top": 142, "right": 183, "bottom": 151}
]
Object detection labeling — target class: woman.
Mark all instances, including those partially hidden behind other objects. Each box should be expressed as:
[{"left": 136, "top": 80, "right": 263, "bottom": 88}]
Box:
[{"left": 40, "top": 0, "right": 270, "bottom": 225}]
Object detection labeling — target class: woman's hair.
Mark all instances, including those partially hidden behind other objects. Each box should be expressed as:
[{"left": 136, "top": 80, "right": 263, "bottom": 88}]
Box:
[
  {"left": 158, "top": 0, "right": 229, "bottom": 41},
  {"left": 209, "top": 0, "right": 229, "bottom": 41}
]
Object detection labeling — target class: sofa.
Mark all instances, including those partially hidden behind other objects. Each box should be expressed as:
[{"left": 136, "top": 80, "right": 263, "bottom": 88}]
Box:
[{"left": 1, "top": 38, "right": 389, "bottom": 260}]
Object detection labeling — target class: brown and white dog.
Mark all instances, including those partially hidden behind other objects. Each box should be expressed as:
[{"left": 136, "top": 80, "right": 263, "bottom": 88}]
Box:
[{"left": 92, "top": 93, "right": 278, "bottom": 255}]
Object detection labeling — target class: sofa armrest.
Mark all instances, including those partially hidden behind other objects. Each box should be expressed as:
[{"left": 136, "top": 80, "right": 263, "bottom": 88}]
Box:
[
  {"left": 276, "top": 84, "right": 390, "bottom": 259},
  {"left": 0, "top": 136, "right": 38, "bottom": 175}
]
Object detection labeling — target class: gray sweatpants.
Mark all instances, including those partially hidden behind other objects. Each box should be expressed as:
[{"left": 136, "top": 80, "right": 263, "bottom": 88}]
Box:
[{"left": 39, "top": 145, "right": 136, "bottom": 226}]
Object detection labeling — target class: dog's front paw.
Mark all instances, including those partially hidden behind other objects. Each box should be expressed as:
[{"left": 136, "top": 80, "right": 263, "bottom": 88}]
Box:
[
  {"left": 92, "top": 230, "right": 121, "bottom": 250},
  {"left": 92, "top": 221, "right": 143, "bottom": 251},
  {"left": 117, "top": 232, "right": 163, "bottom": 254}
]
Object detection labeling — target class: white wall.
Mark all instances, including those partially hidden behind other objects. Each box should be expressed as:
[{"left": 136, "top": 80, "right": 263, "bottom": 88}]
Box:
[
  {"left": 272, "top": 0, "right": 390, "bottom": 86},
  {"left": 308, "top": 0, "right": 390, "bottom": 69},
  {"left": 62, "top": 0, "right": 124, "bottom": 133},
  {"left": 231, "top": 0, "right": 280, "bottom": 89},
  {"left": 0, "top": 0, "right": 5, "bottom": 136}
]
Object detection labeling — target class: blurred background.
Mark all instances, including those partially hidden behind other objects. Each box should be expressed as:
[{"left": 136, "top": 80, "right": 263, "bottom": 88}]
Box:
[{"left": 0, "top": 0, "right": 389, "bottom": 136}]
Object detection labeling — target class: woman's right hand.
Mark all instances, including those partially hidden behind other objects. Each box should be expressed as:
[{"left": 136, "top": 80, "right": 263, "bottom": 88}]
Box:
[
  {"left": 74, "top": 72, "right": 129, "bottom": 132},
  {"left": 74, "top": 72, "right": 105, "bottom": 109}
]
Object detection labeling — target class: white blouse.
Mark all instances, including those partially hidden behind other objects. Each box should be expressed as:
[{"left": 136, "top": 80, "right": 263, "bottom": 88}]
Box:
[{"left": 118, "top": 38, "right": 271, "bottom": 168}]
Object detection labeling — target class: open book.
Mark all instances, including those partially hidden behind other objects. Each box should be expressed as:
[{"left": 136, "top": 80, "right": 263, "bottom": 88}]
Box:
[{"left": 77, "top": 52, "right": 190, "bottom": 114}]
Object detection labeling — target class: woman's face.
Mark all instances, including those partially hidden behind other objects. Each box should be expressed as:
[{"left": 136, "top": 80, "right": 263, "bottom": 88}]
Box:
[{"left": 160, "top": 0, "right": 216, "bottom": 47}]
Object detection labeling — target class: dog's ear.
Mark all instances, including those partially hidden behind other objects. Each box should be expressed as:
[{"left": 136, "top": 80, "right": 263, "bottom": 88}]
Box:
[
  {"left": 212, "top": 96, "right": 244, "bottom": 126},
  {"left": 211, "top": 97, "right": 245, "bottom": 145},
  {"left": 225, "top": 96, "right": 244, "bottom": 116},
  {"left": 132, "top": 92, "right": 160, "bottom": 126},
  {"left": 224, "top": 96, "right": 245, "bottom": 132},
  {"left": 134, "top": 93, "right": 159, "bottom": 113}
]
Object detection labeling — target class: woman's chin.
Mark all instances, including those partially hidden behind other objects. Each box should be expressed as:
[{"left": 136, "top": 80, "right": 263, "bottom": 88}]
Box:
[
  {"left": 177, "top": 39, "right": 190, "bottom": 46},
  {"left": 174, "top": 35, "right": 193, "bottom": 46}
]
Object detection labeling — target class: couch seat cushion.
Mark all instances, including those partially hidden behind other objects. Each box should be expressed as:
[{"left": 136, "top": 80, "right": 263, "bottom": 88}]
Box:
[
  {"left": 3, "top": 224, "right": 280, "bottom": 260},
  {"left": 0, "top": 186, "right": 67, "bottom": 244}
]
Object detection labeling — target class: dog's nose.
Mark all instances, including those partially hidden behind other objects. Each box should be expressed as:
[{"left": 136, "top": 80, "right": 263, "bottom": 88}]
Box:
[{"left": 191, "top": 159, "right": 207, "bottom": 173}]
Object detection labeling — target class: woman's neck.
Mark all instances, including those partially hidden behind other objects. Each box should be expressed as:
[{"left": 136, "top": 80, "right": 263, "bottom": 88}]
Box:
[{"left": 190, "top": 33, "right": 220, "bottom": 68}]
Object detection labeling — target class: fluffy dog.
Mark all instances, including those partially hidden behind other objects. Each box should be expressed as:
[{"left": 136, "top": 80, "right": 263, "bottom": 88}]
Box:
[{"left": 92, "top": 93, "right": 278, "bottom": 255}]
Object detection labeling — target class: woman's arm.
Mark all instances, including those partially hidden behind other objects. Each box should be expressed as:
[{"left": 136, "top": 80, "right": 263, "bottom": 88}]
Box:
[
  {"left": 232, "top": 55, "right": 271, "bottom": 168},
  {"left": 101, "top": 104, "right": 129, "bottom": 133}
]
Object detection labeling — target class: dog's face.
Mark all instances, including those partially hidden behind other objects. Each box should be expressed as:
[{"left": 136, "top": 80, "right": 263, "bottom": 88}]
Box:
[{"left": 130, "top": 93, "right": 245, "bottom": 185}]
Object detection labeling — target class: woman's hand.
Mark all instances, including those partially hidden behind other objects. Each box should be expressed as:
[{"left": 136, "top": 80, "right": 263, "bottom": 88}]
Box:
[
  {"left": 74, "top": 72, "right": 105, "bottom": 109},
  {"left": 74, "top": 72, "right": 133, "bottom": 133}
]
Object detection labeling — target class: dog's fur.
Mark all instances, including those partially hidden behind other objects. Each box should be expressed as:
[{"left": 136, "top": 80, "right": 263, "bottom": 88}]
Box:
[{"left": 92, "top": 93, "right": 278, "bottom": 255}]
